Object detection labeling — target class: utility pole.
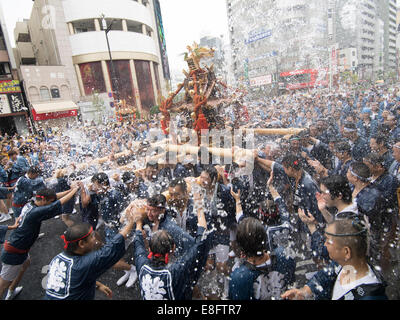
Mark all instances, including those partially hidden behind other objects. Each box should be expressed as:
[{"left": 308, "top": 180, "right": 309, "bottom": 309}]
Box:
[{"left": 101, "top": 14, "right": 120, "bottom": 105}]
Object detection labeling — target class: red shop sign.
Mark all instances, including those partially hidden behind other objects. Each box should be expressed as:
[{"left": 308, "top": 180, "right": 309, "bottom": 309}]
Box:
[{"left": 32, "top": 108, "right": 77, "bottom": 121}]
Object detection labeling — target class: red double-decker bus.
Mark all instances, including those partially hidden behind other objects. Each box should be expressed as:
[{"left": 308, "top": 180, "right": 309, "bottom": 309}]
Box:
[{"left": 279, "top": 68, "right": 328, "bottom": 90}]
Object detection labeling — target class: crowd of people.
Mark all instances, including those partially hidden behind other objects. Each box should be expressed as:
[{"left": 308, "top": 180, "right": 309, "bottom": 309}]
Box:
[{"left": 0, "top": 82, "right": 399, "bottom": 300}]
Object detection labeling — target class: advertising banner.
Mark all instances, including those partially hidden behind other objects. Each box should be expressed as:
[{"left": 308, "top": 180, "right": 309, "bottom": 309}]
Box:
[{"left": 0, "top": 94, "right": 11, "bottom": 114}]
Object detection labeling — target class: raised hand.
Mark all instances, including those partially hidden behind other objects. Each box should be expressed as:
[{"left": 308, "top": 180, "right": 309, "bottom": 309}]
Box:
[
  {"left": 281, "top": 288, "right": 308, "bottom": 300},
  {"left": 230, "top": 187, "right": 241, "bottom": 202},
  {"left": 315, "top": 192, "right": 327, "bottom": 212},
  {"left": 298, "top": 208, "right": 316, "bottom": 225}
]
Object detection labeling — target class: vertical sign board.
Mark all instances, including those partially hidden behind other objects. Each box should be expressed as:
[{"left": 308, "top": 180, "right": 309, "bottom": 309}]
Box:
[
  {"left": 153, "top": 0, "right": 171, "bottom": 80},
  {"left": 0, "top": 80, "right": 27, "bottom": 114},
  {"left": 7, "top": 93, "right": 26, "bottom": 113},
  {"left": 0, "top": 94, "right": 11, "bottom": 114}
]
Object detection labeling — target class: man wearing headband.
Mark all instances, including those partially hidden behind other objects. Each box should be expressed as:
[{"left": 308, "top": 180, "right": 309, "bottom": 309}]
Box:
[
  {"left": 11, "top": 146, "right": 31, "bottom": 180},
  {"left": 363, "top": 153, "right": 398, "bottom": 276},
  {"left": 346, "top": 161, "right": 385, "bottom": 267},
  {"left": 11, "top": 166, "right": 46, "bottom": 218},
  {"left": 140, "top": 193, "right": 195, "bottom": 258},
  {"left": 282, "top": 218, "right": 387, "bottom": 300},
  {"left": 45, "top": 208, "right": 137, "bottom": 300},
  {"left": 89, "top": 172, "right": 137, "bottom": 289},
  {"left": 389, "top": 139, "right": 400, "bottom": 179},
  {"left": 357, "top": 108, "right": 377, "bottom": 141},
  {"left": 0, "top": 187, "right": 79, "bottom": 300},
  {"left": 342, "top": 122, "right": 370, "bottom": 162},
  {"left": 370, "top": 133, "right": 395, "bottom": 171}
]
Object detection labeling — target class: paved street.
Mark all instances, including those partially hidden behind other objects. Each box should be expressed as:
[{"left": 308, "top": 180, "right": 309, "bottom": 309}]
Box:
[{"left": 0, "top": 215, "right": 141, "bottom": 300}]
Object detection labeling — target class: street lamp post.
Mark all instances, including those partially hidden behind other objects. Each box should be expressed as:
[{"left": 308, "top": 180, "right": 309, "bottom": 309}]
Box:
[{"left": 101, "top": 15, "right": 120, "bottom": 106}]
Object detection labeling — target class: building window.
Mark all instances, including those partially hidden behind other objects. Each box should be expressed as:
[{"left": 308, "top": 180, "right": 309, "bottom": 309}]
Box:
[
  {"left": 153, "top": 62, "right": 161, "bottom": 92},
  {"left": 126, "top": 20, "right": 143, "bottom": 33},
  {"left": 106, "top": 60, "right": 135, "bottom": 107},
  {"left": 0, "top": 63, "right": 11, "bottom": 76},
  {"left": 134, "top": 60, "right": 155, "bottom": 110},
  {"left": 79, "top": 62, "right": 106, "bottom": 96},
  {"left": 28, "top": 86, "right": 40, "bottom": 102},
  {"left": 73, "top": 19, "right": 96, "bottom": 33},
  {"left": 50, "top": 86, "right": 60, "bottom": 99},
  {"left": 40, "top": 86, "right": 51, "bottom": 101}
]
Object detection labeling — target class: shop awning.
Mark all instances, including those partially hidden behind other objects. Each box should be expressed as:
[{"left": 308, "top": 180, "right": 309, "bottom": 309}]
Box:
[{"left": 31, "top": 101, "right": 78, "bottom": 121}]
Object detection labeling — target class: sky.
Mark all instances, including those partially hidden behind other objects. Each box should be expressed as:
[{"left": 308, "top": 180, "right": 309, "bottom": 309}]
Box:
[
  {"left": 0, "top": 0, "right": 229, "bottom": 81},
  {"left": 158, "top": 0, "right": 229, "bottom": 80}
]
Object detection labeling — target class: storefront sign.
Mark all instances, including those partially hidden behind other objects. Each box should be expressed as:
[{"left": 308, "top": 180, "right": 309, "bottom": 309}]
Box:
[
  {"left": 0, "top": 80, "right": 22, "bottom": 94},
  {"left": 0, "top": 94, "right": 11, "bottom": 114},
  {"left": 250, "top": 75, "right": 272, "bottom": 87},
  {"left": 7, "top": 93, "right": 27, "bottom": 113},
  {"left": 32, "top": 108, "right": 77, "bottom": 121},
  {"left": 245, "top": 28, "right": 272, "bottom": 45}
]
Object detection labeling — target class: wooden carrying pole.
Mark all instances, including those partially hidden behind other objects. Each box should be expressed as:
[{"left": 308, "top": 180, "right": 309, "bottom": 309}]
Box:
[
  {"left": 244, "top": 128, "right": 304, "bottom": 135},
  {"left": 74, "top": 127, "right": 304, "bottom": 171}
]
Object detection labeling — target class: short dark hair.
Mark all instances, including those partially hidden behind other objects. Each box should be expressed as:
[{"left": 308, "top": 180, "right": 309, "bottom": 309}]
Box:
[
  {"left": 236, "top": 217, "right": 267, "bottom": 258},
  {"left": 63, "top": 222, "right": 92, "bottom": 255},
  {"left": 149, "top": 230, "right": 174, "bottom": 257},
  {"left": 169, "top": 178, "right": 187, "bottom": 193},
  {"left": 147, "top": 194, "right": 166, "bottom": 208},
  {"left": 320, "top": 175, "right": 352, "bottom": 204},
  {"left": 281, "top": 153, "right": 302, "bottom": 170},
  {"left": 36, "top": 188, "right": 57, "bottom": 202},
  {"left": 19, "top": 145, "right": 30, "bottom": 154},
  {"left": 202, "top": 165, "right": 218, "bottom": 183},
  {"left": 8, "top": 150, "right": 17, "bottom": 157},
  {"left": 91, "top": 172, "right": 110, "bottom": 186},
  {"left": 335, "top": 141, "right": 351, "bottom": 154},
  {"left": 363, "top": 152, "right": 385, "bottom": 167},
  {"left": 28, "top": 166, "right": 42, "bottom": 175},
  {"left": 371, "top": 133, "right": 389, "bottom": 149},
  {"left": 122, "top": 171, "right": 136, "bottom": 184}
]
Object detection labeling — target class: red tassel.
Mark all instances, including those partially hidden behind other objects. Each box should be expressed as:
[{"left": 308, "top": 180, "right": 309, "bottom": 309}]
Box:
[{"left": 195, "top": 113, "right": 209, "bottom": 131}]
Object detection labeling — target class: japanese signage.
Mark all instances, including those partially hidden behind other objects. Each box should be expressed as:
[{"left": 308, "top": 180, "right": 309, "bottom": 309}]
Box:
[
  {"left": 0, "top": 92, "right": 27, "bottom": 114},
  {"left": 7, "top": 93, "right": 27, "bottom": 113},
  {"left": 250, "top": 75, "right": 272, "bottom": 87},
  {"left": 245, "top": 28, "right": 272, "bottom": 45},
  {"left": 32, "top": 108, "right": 77, "bottom": 121},
  {"left": 0, "top": 80, "right": 22, "bottom": 94},
  {"left": 0, "top": 94, "right": 11, "bottom": 114}
]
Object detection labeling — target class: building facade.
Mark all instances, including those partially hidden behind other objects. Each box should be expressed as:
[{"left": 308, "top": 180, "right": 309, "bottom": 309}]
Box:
[
  {"left": 14, "top": 0, "right": 170, "bottom": 123},
  {"left": 0, "top": 4, "right": 30, "bottom": 135},
  {"left": 335, "top": 0, "right": 397, "bottom": 80},
  {"left": 226, "top": 0, "right": 329, "bottom": 96},
  {"left": 227, "top": 0, "right": 398, "bottom": 95}
]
